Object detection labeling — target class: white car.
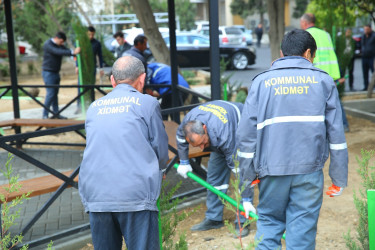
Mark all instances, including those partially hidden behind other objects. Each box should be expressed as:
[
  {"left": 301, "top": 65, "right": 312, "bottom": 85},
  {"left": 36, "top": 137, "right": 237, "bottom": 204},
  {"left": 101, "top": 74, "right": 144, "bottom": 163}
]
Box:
[
  {"left": 198, "top": 26, "right": 247, "bottom": 46},
  {"left": 122, "top": 27, "right": 170, "bottom": 45}
]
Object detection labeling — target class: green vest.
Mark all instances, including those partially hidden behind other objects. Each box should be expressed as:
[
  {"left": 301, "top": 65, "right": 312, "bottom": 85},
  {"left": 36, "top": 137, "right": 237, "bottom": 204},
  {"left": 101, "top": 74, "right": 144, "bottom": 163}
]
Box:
[{"left": 307, "top": 27, "right": 340, "bottom": 80}]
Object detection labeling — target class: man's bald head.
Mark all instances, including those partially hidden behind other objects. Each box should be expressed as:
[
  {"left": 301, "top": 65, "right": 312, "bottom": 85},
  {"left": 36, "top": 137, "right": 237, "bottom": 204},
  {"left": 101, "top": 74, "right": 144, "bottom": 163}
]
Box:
[
  {"left": 112, "top": 56, "right": 145, "bottom": 84},
  {"left": 300, "top": 13, "right": 315, "bottom": 30}
]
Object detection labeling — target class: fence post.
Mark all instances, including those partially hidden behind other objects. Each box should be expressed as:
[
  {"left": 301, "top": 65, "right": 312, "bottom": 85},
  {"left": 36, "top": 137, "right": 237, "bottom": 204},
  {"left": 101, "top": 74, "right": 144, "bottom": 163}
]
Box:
[{"left": 368, "top": 189, "right": 375, "bottom": 249}]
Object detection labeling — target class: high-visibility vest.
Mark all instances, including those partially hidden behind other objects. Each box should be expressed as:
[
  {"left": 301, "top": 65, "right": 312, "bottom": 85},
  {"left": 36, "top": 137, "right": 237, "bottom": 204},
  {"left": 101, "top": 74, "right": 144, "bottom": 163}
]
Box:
[{"left": 307, "top": 27, "right": 341, "bottom": 80}]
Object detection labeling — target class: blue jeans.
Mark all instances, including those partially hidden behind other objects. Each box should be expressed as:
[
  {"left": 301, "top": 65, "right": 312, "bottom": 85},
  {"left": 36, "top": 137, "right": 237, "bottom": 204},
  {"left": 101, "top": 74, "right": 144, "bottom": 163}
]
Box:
[
  {"left": 206, "top": 152, "right": 246, "bottom": 224},
  {"left": 89, "top": 211, "right": 160, "bottom": 250},
  {"left": 255, "top": 170, "right": 324, "bottom": 250},
  {"left": 362, "top": 57, "right": 374, "bottom": 90},
  {"left": 42, "top": 71, "right": 60, "bottom": 117}
]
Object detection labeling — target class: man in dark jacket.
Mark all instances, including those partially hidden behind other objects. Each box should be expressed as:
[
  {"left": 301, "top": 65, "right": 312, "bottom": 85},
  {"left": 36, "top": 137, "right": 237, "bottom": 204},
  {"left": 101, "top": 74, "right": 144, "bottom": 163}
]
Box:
[
  {"left": 124, "top": 35, "right": 148, "bottom": 73},
  {"left": 113, "top": 31, "right": 131, "bottom": 58},
  {"left": 42, "top": 31, "right": 80, "bottom": 119},
  {"left": 361, "top": 24, "right": 375, "bottom": 91}
]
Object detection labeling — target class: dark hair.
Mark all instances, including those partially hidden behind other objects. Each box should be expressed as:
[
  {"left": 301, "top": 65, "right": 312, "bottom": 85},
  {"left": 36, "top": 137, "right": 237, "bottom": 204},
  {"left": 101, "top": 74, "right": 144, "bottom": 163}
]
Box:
[
  {"left": 88, "top": 26, "right": 96, "bottom": 32},
  {"left": 133, "top": 35, "right": 147, "bottom": 46},
  {"left": 364, "top": 24, "right": 371, "bottom": 29},
  {"left": 301, "top": 13, "right": 315, "bottom": 24},
  {"left": 281, "top": 29, "right": 317, "bottom": 57},
  {"left": 113, "top": 31, "right": 124, "bottom": 38},
  {"left": 55, "top": 31, "right": 67, "bottom": 41}
]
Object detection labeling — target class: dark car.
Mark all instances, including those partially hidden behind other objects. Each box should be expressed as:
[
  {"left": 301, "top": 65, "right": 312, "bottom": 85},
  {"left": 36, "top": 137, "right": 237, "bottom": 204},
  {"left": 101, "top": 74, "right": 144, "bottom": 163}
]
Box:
[{"left": 146, "top": 32, "right": 256, "bottom": 70}]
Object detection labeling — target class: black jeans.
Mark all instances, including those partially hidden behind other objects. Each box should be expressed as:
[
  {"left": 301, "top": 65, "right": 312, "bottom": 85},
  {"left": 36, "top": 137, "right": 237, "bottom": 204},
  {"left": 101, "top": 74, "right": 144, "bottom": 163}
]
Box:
[{"left": 362, "top": 56, "right": 374, "bottom": 90}]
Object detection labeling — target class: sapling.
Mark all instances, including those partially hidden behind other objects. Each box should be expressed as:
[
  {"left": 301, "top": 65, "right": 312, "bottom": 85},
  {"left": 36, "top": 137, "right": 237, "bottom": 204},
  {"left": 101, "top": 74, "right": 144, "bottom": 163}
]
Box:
[
  {"left": 0, "top": 153, "right": 30, "bottom": 250},
  {"left": 344, "top": 149, "right": 374, "bottom": 250}
]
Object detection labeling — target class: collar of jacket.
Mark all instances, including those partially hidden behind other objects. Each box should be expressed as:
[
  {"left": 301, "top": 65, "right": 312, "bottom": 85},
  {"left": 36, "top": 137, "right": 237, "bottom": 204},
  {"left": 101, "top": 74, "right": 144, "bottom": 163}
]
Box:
[
  {"left": 114, "top": 82, "right": 138, "bottom": 92},
  {"left": 252, "top": 56, "right": 327, "bottom": 81},
  {"left": 271, "top": 56, "right": 312, "bottom": 69}
]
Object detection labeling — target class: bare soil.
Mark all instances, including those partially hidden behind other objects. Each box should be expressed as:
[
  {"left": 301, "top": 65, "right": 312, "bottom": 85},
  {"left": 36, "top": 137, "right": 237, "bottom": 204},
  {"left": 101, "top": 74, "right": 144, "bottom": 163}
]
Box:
[{"left": 1, "top": 66, "right": 374, "bottom": 249}]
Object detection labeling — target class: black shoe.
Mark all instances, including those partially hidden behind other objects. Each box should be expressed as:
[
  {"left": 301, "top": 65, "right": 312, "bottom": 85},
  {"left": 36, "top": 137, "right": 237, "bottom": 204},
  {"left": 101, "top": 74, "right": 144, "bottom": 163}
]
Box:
[
  {"left": 52, "top": 115, "right": 67, "bottom": 119},
  {"left": 234, "top": 223, "right": 250, "bottom": 238},
  {"left": 190, "top": 218, "right": 224, "bottom": 231},
  {"left": 74, "top": 108, "right": 82, "bottom": 115},
  {"left": 362, "top": 88, "right": 368, "bottom": 91}
]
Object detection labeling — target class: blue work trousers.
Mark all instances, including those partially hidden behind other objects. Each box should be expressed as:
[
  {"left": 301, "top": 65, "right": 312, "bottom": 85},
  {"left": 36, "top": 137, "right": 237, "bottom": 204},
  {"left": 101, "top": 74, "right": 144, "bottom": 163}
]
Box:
[
  {"left": 42, "top": 70, "right": 60, "bottom": 117},
  {"left": 205, "top": 151, "right": 246, "bottom": 224},
  {"left": 89, "top": 211, "right": 160, "bottom": 250},
  {"left": 340, "top": 100, "right": 349, "bottom": 130},
  {"left": 255, "top": 170, "right": 324, "bottom": 250}
]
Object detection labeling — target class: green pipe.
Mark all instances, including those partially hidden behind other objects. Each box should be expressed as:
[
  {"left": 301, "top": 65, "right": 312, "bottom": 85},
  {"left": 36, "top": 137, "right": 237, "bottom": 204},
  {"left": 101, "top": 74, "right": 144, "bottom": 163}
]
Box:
[
  {"left": 223, "top": 83, "right": 228, "bottom": 101},
  {"left": 157, "top": 199, "right": 163, "bottom": 250},
  {"left": 173, "top": 163, "right": 286, "bottom": 239},
  {"left": 173, "top": 164, "right": 257, "bottom": 219},
  {"left": 76, "top": 40, "right": 86, "bottom": 115},
  {"left": 368, "top": 190, "right": 375, "bottom": 249}
]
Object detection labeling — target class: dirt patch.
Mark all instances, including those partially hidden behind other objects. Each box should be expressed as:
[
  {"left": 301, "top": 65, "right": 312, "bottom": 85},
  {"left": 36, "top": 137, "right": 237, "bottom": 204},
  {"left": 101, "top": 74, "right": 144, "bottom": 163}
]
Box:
[{"left": 1, "top": 68, "right": 374, "bottom": 249}]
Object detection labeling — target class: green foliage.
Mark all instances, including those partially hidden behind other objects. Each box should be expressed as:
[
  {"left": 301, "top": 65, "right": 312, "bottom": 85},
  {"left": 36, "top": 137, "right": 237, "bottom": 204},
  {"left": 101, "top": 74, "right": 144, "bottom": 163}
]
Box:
[
  {"left": 292, "top": 0, "right": 309, "bottom": 19},
  {"left": 99, "top": 36, "right": 116, "bottom": 67},
  {"left": 175, "top": 0, "right": 196, "bottom": 31},
  {"left": 220, "top": 59, "right": 243, "bottom": 101},
  {"left": 230, "top": 0, "right": 267, "bottom": 20},
  {"left": 235, "top": 88, "right": 248, "bottom": 104},
  {"left": 181, "top": 70, "right": 200, "bottom": 86},
  {"left": 0, "top": 153, "right": 30, "bottom": 250},
  {"left": 159, "top": 180, "right": 193, "bottom": 250},
  {"left": 72, "top": 20, "right": 95, "bottom": 110},
  {"left": 12, "top": 1, "right": 73, "bottom": 54},
  {"left": 344, "top": 149, "right": 375, "bottom": 250},
  {"left": 306, "top": 0, "right": 363, "bottom": 35},
  {"left": 219, "top": 158, "right": 258, "bottom": 249}
]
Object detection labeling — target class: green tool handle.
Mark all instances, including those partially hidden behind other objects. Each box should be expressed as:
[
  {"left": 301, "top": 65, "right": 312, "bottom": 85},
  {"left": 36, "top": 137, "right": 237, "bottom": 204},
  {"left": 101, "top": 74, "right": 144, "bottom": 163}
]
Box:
[
  {"left": 173, "top": 164, "right": 257, "bottom": 219},
  {"left": 223, "top": 82, "right": 228, "bottom": 101},
  {"left": 76, "top": 40, "right": 85, "bottom": 114},
  {"left": 157, "top": 199, "right": 163, "bottom": 250},
  {"left": 173, "top": 163, "right": 286, "bottom": 240}
]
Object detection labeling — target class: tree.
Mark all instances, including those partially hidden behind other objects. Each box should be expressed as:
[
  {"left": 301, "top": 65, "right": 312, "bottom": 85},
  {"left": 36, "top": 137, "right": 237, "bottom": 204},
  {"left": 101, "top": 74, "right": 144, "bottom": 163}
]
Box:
[
  {"left": 292, "top": 0, "right": 309, "bottom": 19},
  {"left": 230, "top": 0, "right": 267, "bottom": 26},
  {"left": 352, "top": 0, "right": 375, "bottom": 24},
  {"left": 267, "top": 0, "right": 285, "bottom": 61},
  {"left": 12, "top": 0, "right": 73, "bottom": 54},
  {"left": 129, "top": 0, "right": 171, "bottom": 65}
]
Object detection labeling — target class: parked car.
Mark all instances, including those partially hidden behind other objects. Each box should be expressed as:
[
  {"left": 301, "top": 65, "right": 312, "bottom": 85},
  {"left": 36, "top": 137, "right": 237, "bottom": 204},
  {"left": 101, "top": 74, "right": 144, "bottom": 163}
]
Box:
[
  {"left": 146, "top": 32, "right": 255, "bottom": 70},
  {"left": 199, "top": 26, "right": 247, "bottom": 46},
  {"left": 231, "top": 25, "right": 253, "bottom": 45}
]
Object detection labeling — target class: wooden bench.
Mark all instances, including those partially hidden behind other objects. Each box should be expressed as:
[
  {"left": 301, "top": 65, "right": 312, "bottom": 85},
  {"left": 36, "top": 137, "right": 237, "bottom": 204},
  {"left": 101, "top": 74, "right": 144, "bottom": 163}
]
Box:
[
  {"left": 0, "top": 170, "right": 78, "bottom": 203},
  {"left": 0, "top": 118, "right": 84, "bottom": 129}
]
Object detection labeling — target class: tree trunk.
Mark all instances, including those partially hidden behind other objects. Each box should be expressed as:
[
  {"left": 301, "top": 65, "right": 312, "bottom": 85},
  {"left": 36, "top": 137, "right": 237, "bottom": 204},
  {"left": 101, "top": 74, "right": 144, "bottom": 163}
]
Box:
[
  {"left": 129, "top": 0, "right": 171, "bottom": 65},
  {"left": 267, "top": 0, "right": 285, "bottom": 61}
]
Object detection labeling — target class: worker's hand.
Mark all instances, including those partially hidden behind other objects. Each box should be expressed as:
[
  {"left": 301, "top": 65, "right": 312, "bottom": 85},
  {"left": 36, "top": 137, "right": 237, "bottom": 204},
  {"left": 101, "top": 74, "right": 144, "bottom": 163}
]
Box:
[
  {"left": 73, "top": 47, "right": 81, "bottom": 55},
  {"left": 243, "top": 199, "right": 256, "bottom": 219},
  {"left": 177, "top": 164, "right": 192, "bottom": 179},
  {"left": 75, "top": 67, "right": 78, "bottom": 75},
  {"left": 326, "top": 184, "right": 344, "bottom": 197},
  {"left": 100, "top": 70, "right": 104, "bottom": 77}
]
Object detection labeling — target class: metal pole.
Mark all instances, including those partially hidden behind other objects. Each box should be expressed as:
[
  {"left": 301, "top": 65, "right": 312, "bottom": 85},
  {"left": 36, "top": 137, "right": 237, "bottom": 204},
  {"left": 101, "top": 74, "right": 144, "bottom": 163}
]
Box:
[
  {"left": 368, "top": 189, "right": 375, "bottom": 249},
  {"left": 167, "top": 0, "right": 180, "bottom": 123},
  {"left": 4, "top": 0, "right": 21, "bottom": 145},
  {"left": 209, "top": 0, "right": 221, "bottom": 100}
]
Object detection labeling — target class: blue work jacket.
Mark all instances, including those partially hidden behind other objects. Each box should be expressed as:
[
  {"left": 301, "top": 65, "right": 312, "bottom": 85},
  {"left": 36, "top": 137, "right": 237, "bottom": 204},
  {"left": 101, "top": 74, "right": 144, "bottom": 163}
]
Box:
[
  {"left": 237, "top": 56, "right": 348, "bottom": 198},
  {"left": 176, "top": 100, "right": 243, "bottom": 169},
  {"left": 79, "top": 83, "right": 169, "bottom": 212}
]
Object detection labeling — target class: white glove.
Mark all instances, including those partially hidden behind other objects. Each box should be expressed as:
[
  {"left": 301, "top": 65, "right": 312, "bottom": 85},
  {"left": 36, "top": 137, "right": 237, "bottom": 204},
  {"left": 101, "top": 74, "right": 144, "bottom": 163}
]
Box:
[
  {"left": 177, "top": 164, "right": 192, "bottom": 179},
  {"left": 243, "top": 201, "right": 256, "bottom": 219}
]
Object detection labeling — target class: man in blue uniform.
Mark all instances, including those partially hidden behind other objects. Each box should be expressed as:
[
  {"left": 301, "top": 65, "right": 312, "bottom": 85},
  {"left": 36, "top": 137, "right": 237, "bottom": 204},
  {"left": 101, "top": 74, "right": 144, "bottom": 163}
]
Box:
[
  {"left": 237, "top": 29, "right": 348, "bottom": 249},
  {"left": 176, "top": 100, "right": 255, "bottom": 237},
  {"left": 79, "top": 56, "right": 169, "bottom": 250},
  {"left": 147, "top": 62, "right": 196, "bottom": 120}
]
